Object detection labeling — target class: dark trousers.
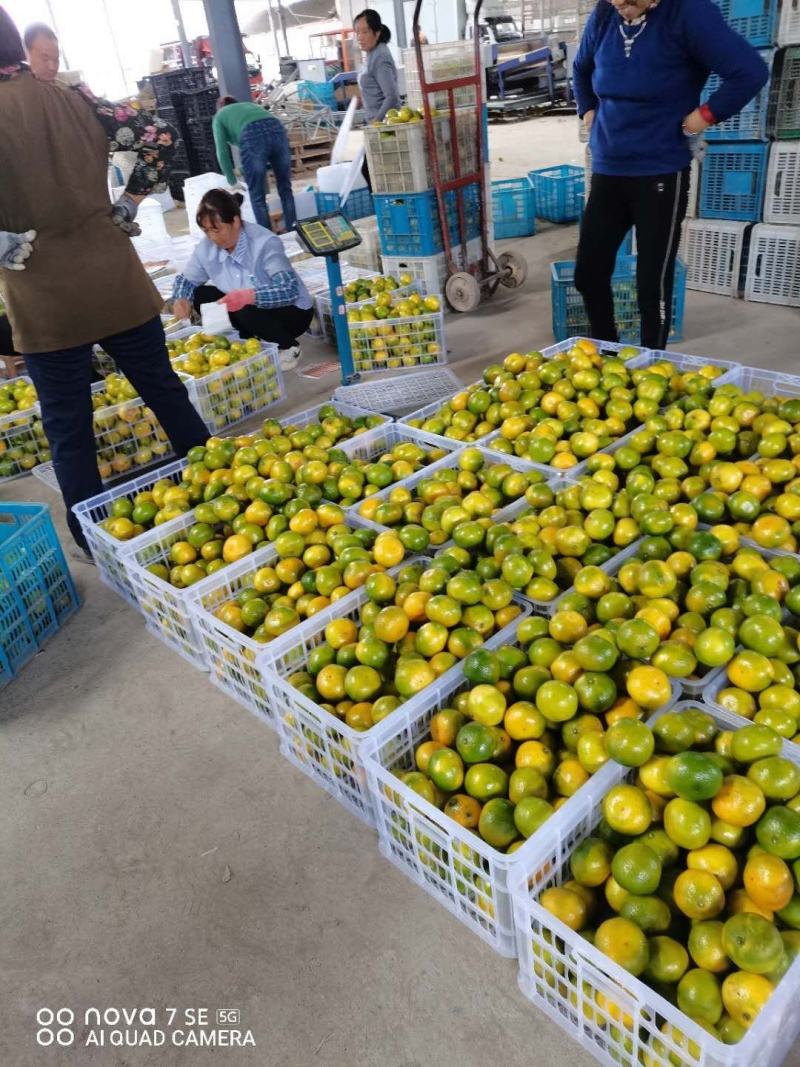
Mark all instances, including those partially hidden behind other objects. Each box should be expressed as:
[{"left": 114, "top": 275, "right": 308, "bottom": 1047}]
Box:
[
  {"left": 361, "top": 154, "right": 372, "bottom": 193},
  {"left": 239, "top": 117, "right": 297, "bottom": 232},
  {"left": 0, "top": 313, "right": 18, "bottom": 355},
  {"left": 193, "top": 286, "right": 314, "bottom": 350},
  {"left": 574, "top": 168, "right": 690, "bottom": 350},
  {"left": 24, "top": 316, "right": 208, "bottom": 550}
]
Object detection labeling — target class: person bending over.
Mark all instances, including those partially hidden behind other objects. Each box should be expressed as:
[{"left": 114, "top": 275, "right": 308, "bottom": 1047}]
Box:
[{"left": 172, "top": 189, "right": 313, "bottom": 371}]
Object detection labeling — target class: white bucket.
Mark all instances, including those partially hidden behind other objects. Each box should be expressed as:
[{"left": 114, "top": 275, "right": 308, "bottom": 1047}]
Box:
[{"left": 136, "top": 197, "right": 169, "bottom": 243}]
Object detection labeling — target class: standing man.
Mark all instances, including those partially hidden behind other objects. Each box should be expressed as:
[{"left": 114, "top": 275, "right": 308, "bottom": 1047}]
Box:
[
  {"left": 0, "top": 7, "right": 208, "bottom": 558},
  {"left": 212, "top": 97, "right": 297, "bottom": 232}
]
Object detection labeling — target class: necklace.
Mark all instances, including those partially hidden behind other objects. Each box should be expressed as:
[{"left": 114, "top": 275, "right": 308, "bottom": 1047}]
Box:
[{"left": 619, "top": 14, "right": 648, "bottom": 57}]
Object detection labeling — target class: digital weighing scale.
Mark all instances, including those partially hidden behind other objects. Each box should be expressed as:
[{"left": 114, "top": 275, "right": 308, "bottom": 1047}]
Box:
[{"left": 295, "top": 212, "right": 363, "bottom": 385}]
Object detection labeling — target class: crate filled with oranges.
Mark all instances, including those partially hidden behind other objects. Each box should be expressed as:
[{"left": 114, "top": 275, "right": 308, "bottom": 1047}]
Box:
[
  {"left": 348, "top": 293, "right": 446, "bottom": 376},
  {"left": 259, "top": 557, "right": 531, "bottom": 824},
  {"left": 0, "top": 376, "right": 49, "bottom": 482},
  {"left": 191, "top": 518, "right": 411, "bottom": 724},
  {"left": 168, "top": 330, "right": 284, "bottom": 433},
  {"left": 511, "top": 700, "right": 800, "bottom": 1067},
  {"left": 90, "top": 377, "right": 175, "bottom": 481}
]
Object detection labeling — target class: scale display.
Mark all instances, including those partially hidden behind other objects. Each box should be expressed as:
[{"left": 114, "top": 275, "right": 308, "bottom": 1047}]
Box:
[{"left": 295, "top": 213, "right": 362, "bottom": 257}]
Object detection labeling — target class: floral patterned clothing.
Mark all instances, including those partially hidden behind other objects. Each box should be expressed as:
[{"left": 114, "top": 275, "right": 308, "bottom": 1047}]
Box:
[{"left": 0, "top": 63, "right": 179, "bottom": 196}]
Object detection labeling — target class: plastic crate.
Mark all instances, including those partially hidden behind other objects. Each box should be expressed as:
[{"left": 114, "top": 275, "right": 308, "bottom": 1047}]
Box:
[
  {"left": 510, "top": 699, "right": 800, "bottom": 1067},
  {"left": 261, "top": 584, "right": 530, "bottom": 826},
  {"left": 333, "top": 368, "right": 465, "bottom": 417},
  {"left": 702, "top": 50, "right": 773, "bottom": 139},
  {"left": 711, "top": 0, "right": 777, "bottom": 45},
  {"left": 686, "top": 157, "right": 700, "bottom": 219},
  {"left": 634, "top": 347, "right": 743, "bottom": 386},
  {"left": 0, "top": 379, "right": 48, "bottom": 483},
  {"left": 744, "top": 223, "right": 800, "bottom": 305},
  {"left": 297, "top": 80, "right": 337, "bottom": 109},
  {"left": 721, "top": 363, "right": 800, "bottom": 396},
  {"left": 315, "top": 277, "right": 415, "bottom": 342},
  {"left": 149, "top": 67, "right": 207, "bottom": 109},
  {"left": 180, "top": 86, "right": 219, "bottom": 124},
  {"left": 491, "top": 178, "right": 536, "bottom": 239},
  {"left": 336, "top": 419, "right": 462, "bottom": 467},
  {"left": 374, "top": 186, "right": 482, "bottom": 257},
  {"left": 280, "top": 399, "right": 390, "bottom": 434},
  {"left": 315, "top": 188, "right": 374, "bottom": 221},
  {"left": 341, "top": 216, "right": 382, "bottom": 274},
  {"left": 190, "top": 514, "right": 389, "bottom": 729},
  {"left": 763, "top": 142, "right": 800, "bottom": 223},
  {"left": 0, "top": 502, "right": 80, "bottom": 684},
  {"left": 538, "top": 337, "right": 650, "bottom": 361},
  {"left": 402, "top": 42, "right": 480, "bottom": 111},
  {"left": 550, "top": 256, "right": 686, "bottom": 344},
  {"left": 363, "top": 111, "right": 479, "bottom": 196},
  {"left": 360, "top": 652, "right": 674, "bottom": 956},
  {"left": 699, "top": 143, "right": 768, "bottom": 221},
  {"left": 174, "top": 343, "right": 284, "bottom": 434},
  {"left": 779, "top": 0, "right": 800, "bottom": 44},
  {"left": 529, "top": 165, "right": 585, "bottom": 223},
  {"left": 381, "top": 238, "right": 483, "bottom": 295},
  {"left": 91, "top": 378, "right": 176, "bottom": 481},
  {"left": 92, "top": 346, "right": 117, "bottom": 376},
  {"left": 348, "top": 309, "right": 447, "bottom": 376},
  {"left": 679, "top": 218, "right": 750, "bottom": 296},
  {"left": 71, "top": 458, "right": 187, "bottom": 608}
]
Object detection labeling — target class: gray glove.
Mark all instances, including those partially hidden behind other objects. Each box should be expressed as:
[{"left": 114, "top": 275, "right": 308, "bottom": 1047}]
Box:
[
  {"left": 111, "top": 193, "right": 142, "bottom": 237},
  {"left": 0, "top": 229, "right": 36, "bottom": 270},
  {"left": 685, "top": 133, "right": 707, "bottom": 164}
]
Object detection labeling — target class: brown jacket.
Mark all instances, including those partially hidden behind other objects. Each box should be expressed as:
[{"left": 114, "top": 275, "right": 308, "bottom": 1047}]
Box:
[{"left": 0, "top": 71, "right": 163, "bottom": 354}]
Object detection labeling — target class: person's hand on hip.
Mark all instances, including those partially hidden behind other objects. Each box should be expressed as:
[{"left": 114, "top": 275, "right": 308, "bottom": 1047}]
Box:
[
  {"left": 218, "top": 288, "right": 255, "bottom": 313},
  {"left": 0, "top": 230, "right": 36, "bottom": 270}
]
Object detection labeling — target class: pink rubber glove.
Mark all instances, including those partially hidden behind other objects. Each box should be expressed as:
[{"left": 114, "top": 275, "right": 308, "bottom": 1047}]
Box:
[{"left": 218, "top": 288, "right": 255, "bottom": 313}]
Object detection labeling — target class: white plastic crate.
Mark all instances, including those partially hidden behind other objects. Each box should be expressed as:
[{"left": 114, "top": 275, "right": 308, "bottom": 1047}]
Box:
[
  {"left": 125, "top": 510, "right": 229, "bottom": 669},
  {"left": 280, "top": 399, "right": 390, "bottom": 436},
  {"left": 381, "top": 238, "right": 483, "bottom": 297},
  {"left": 360, "top": 648, "right": 676, "bottom": 956},
  {"left": 0, "top": 377, "right": 47, "bottom": 482},
  {"left": 175, "top": 343, "right": 284, "bottom": 433},
  {"left": 402, "top": 42, "right": 480, "bottom": 111},
  {"left": 316, "top": 278, "right": 416, "bottom": 342},
  {"left": 336, "top": 419, "right": 463, "bottom": 466},
  {"left": 679, "top": 218, "right": 750, "bottom": 296},
  {"left": 745, "top": 224, "right": 800, "bottom": 306},
  {"left": 686, "top": 158, "right": 700, "bottom": 220},
  {"left": 633, "top": 347, "right": 743, "bottom": 385},
  {"left": 364, "top": 112, "right": 478, "bottom": 195},
  {"left": 341, "top": 216, "right": 382, "bottom": 274},
  {"left": 721, "top": 363, "right": 800, "bottom": 398},
  {"left": 91, "top": 388, "right": 174, "bottom": 481},
  {"left": 261, "top": 582, "right": 531, "bottom": 826},
  {"left": 538, "top": 338, "right": 650, "bottom": 361},
  {"left": 349, "top": 309, "right": 447, "bottom": 376},
  {"left": 510, "top": 700, "right": 800, "bottom": 1067},
  {"left": 190, "top": 514, "right": 387, "bottom": 728},
  {"left": 71, "top": 458, "right": 187, "bottom": 607},
  {"left": 92, "top": 346, "right": 117, "bottom": 376},
  {"left": 778, "top": 0, "right": 800, "bottom": 46},
  {"left": 355, "top": 443, "right": 543, "bottom": 532},
  {"left": 333, "top": 368, "right": 465, "bottom": 417},
  {"left": 396, "top": 378, "right": 484, "bottom": 439},
  {"left": 764, "top": 143, "right": 800, "bottom": 224}
]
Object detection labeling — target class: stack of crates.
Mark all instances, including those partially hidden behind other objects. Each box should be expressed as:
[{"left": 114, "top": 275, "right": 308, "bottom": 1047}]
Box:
[
  {"left": 687, "top": 2, "right": 800, "bottom": 307},
  {"left": 367, "top": 42, "right": 484, "bottom": 294},
  {"left": 149, "top": 66, "right": 209, "bottom": 190}
]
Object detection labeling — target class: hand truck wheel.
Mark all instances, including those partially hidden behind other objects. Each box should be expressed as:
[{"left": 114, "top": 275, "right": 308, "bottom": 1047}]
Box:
[{"left": 445, "top": 271, "right": 482, "bottom": 313}]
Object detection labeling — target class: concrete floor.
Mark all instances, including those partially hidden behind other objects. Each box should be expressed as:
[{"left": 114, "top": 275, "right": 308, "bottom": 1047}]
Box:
[{"left": 2, "top": 116, "right": 800, "bottom": 1067}]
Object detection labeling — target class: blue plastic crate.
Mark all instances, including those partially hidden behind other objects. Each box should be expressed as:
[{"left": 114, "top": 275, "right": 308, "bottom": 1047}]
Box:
[
  {"left": 297, "top": 80, "right": 337, "bottom": 109},
  {"left": 374, "top": 185, "right": 482, "bottom": 257},
  {"left": 0, "top": 641, "right": 11, "bottom": 689},
  {"left": 315, "top": 188, "right": 374, "bottom": 221},
  {"left": 0, "top": 502, "right": 80, "bottom": 686},
  {"left": 699, "top": 143, "right": 768, "bottom": 220},
  {"left": 491, "top": 178, "right": 536, "bottom": 239},
  {"left": 529, "top": 164, "right": 585, "bottom": 223},
  {"left": 703, "top": 50, "right": 773, "bottom": 140},
  {"left": 551, "top": 255, "right": 686, "bottom": 344},
  {"left": 711, "top": 0, "right": 776, "bottom": 46}
]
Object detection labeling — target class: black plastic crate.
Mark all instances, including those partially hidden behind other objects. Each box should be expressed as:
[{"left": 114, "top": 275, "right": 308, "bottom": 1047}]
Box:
[
  {"left": 150, "top": 67, "right": 206, "bottom": 109},
  {"left": 180, "top": 86, "right": 219, "bottom": 124}
]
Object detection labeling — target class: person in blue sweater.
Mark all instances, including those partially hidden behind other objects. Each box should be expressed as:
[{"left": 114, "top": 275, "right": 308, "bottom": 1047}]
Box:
[{"left": 573, "top": 0, "right": 769, "bottom": 348}]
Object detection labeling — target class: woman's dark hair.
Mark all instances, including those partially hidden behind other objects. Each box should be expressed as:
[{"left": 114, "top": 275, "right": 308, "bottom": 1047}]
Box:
[
  {"left": 0, "top": 6, "right": 25, "bottom": 67},
  {"left": 354, "top": 9, "right": 391, "bottom": 44},
  {"left": 196, "top": 188, "right": 244, "bottom": 229},
  {"left": 23, "top": 21, "right": 57, "bottom": 50},
  {"left": 216, "top": 94, "right": 237, "bottom": 111}
]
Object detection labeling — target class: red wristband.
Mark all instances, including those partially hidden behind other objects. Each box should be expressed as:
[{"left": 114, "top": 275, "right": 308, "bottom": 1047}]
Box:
[{"left": 699, "top": 103, "right": 716, "bottom": 125}]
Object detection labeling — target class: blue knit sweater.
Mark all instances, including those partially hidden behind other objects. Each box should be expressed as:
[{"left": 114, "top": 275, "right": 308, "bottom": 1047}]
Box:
[{"left": 573, "top": 0, "right": 769, "bottom": 176}]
